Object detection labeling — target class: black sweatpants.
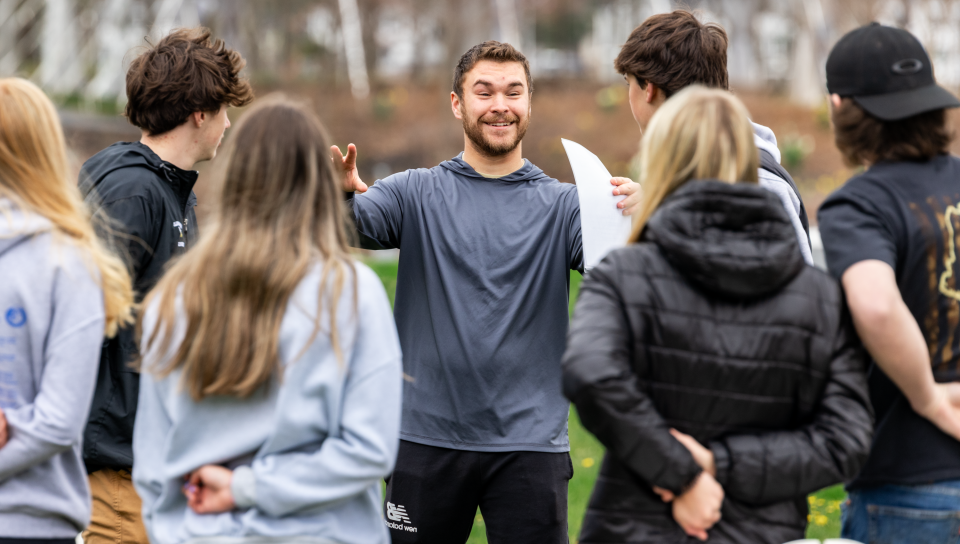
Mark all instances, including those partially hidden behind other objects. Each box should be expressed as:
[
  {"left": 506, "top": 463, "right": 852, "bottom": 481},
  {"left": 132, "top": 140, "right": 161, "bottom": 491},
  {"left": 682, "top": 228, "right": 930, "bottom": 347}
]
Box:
[{"left": 384, "top": 440, "right": 573, "bottom": 544}]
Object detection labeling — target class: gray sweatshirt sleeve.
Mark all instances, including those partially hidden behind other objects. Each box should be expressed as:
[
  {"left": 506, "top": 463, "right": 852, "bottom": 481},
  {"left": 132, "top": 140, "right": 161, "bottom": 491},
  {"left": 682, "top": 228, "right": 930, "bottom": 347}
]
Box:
[
  {"left": 349, "top": 173, "right": 409, "bottom": 250},
  {"left": 0, "top": 253, "right": 104, "bottom": 481},
  {"left": 131, "top": 367, "right": 170, "bottom": 541},
  {"left": 231, "top": 268, "right": 403, "bottom": 517},
  {"left": 758, "top": 170, "right": 814, "bottom": 266}
]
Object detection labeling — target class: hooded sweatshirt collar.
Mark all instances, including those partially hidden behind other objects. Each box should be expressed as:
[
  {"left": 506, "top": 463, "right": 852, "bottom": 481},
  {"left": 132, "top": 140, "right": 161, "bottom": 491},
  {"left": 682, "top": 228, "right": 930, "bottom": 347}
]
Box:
[
  {"left": 753, "top": 122, "right": 782, "bottom": 164},
  {"left": 439, "top": 153, "right": 551, "bottom": 183},
  {"left": 79, "top": 141, "right": 199, "bottom": 212},
  {"left": 643, "top": 180, "right": 804, "bottom": 299},
  {"left": 0, "top": 199, "right": 53, "bottom": 258}
]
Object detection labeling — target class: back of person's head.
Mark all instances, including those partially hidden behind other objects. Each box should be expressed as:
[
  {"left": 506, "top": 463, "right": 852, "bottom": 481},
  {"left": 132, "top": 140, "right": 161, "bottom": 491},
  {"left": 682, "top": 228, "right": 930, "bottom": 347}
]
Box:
[
  {"left": 826, "top": 24, "right": 959, "bottom": 166},
  {"left": 453, "top": 40, "right": 533, "bottom": 100},
  {"left": 831, "top": 99, "right": 951, "bottom": 166},
  {"left": 615, "top": 10, "right": 728, "bottom": 97},
  {"left": 125, "top": 27, "right": 253, "bottom": 136},
  {"left": 630, "top": 86, "right": 758, "bottom": 241},
  {"left": 142, "top": 94, "right": 355, "bottom": 401},
  {"left": 0, "top": 78, "right": 133, "bottom": 336}
]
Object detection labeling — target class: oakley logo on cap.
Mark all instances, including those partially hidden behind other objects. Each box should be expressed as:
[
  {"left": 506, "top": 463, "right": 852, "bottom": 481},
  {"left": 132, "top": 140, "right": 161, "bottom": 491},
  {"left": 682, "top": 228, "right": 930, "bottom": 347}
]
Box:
[{"left": 892, "top": 58, "right": 923, "bottom": 75}]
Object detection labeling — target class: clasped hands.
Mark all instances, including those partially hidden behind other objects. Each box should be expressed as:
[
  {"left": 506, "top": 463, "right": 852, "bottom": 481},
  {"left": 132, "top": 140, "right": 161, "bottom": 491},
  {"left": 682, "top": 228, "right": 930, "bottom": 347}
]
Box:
[
  {"left": 2, "top": 408, "right": 231, "bottom": 515},
  {"left": 0, "top": 408, "right": 7, "bottom": 448},
  {"left": 182, "top": 465, "right": 236, "bottom": 514},
  {"left": 652, "top": 429, "right": 724, "bottom": 541}
]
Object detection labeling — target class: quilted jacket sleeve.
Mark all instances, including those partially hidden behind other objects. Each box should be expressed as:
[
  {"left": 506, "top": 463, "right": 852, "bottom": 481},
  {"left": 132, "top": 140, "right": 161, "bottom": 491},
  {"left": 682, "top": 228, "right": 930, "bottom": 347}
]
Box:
[
  {"left": 708, "top": 304, "right": 873, "bottom": 505},
  {"left": 562, "top": 253, "right": 702, "bottom": 495}
]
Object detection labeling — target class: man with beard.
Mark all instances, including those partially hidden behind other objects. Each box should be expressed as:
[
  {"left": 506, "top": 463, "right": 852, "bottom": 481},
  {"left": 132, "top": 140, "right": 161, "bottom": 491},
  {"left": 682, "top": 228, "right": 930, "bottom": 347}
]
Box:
[{"left": 333, "top": 41, "right": 641, "bottom": 543}]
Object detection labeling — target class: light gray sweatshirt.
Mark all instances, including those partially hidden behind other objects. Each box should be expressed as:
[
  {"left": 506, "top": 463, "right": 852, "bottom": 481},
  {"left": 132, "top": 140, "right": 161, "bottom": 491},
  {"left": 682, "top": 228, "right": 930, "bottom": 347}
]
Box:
[
  {"left": 0, "top": 200, "right": 106, "bottom": 537},
  {"left": 133, "top": 262, "right": 402, "bottom": 544},
  {"left": 753, "top": 122, "right": 814, "bottom": 265}
]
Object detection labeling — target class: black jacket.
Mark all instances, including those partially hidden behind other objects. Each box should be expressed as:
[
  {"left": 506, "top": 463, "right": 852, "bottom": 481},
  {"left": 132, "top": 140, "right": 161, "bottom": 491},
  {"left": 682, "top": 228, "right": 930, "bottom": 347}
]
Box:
[
  {"left": 562, "top": 181, "right": 873, "bottom": 543},
  {"left": 79, "top": 142, "right": 198, "bottom": 472}
]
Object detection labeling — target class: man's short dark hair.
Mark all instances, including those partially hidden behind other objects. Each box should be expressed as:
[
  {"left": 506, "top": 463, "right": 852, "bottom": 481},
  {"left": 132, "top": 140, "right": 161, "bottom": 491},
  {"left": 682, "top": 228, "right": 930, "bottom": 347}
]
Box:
[
  {"left": 832, "top": 98, "right": 952, "bottom": 166},
  {"left": 453, "top": 41, "right": 533, "bottom": 100},
  {"left": 125, "top": 27, "right": 254, "bottom": 136},
  {"left": 615, "top": 10, "right": 728, "bottom": 97}
]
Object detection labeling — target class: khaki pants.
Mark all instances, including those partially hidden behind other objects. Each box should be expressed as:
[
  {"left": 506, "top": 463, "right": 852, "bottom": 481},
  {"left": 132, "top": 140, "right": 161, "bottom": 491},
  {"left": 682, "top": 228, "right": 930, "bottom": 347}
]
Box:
[{"left": 82, "top": 468, "right": 149, "bottom": 544}]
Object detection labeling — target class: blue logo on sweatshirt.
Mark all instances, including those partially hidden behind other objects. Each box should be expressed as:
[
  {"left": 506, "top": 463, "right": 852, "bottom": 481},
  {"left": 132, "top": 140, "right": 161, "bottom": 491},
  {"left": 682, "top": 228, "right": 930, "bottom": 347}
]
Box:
[{"left": 4, "top": 308, "right": 26, "bottom": 328}]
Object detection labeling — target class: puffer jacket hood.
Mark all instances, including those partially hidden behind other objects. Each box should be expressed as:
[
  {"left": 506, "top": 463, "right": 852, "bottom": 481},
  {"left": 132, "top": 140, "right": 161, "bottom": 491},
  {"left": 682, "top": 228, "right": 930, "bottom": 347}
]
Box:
[
  {"left": 0, "top": 201, "right": 52, "bottom": 258},
  {"left": 440, "top": 153, "right": 552, "bottom": 183},
  {"left": 644, "top": 180, "right": 805, "bottom": 299}
]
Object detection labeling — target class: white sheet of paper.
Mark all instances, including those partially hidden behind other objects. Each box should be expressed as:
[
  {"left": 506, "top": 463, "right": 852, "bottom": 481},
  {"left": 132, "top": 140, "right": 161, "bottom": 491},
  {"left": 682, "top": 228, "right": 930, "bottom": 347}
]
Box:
[{"left": 561, "top": 138, "right": 633, "bottom": 271}]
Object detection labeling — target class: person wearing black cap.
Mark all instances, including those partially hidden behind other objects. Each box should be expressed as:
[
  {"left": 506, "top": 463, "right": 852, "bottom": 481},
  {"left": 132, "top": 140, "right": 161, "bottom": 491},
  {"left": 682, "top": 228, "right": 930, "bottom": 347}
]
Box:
[{"left": 819, "top": 23, "right": 960, "bottom": 543}]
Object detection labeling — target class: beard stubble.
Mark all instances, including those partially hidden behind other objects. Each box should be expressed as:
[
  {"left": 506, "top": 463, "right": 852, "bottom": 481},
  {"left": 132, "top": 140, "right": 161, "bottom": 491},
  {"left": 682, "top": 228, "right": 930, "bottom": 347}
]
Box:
[{"left": 461, "top": 107, "right": 530, "bottom": 158}]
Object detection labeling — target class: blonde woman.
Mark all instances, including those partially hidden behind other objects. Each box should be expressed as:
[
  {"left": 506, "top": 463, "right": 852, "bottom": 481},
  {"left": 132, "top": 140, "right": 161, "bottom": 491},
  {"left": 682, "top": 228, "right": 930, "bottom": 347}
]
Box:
[
  {"left": 131, "top": 96, "right": 402, "bottom": 544},
  {"left": 0, "top": 78, "right": 133, "bottom": 542},
  {"left": 561, "top": 87, "right": 873, "bottom": 543}
]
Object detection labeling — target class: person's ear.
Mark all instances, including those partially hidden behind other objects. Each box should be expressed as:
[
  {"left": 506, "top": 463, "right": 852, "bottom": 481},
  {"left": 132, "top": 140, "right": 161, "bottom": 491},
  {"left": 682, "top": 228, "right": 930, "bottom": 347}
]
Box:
[
  {"left": 645, "top": 82, "right": 660, "bottom": 105},
  {"left": 830, "top": 93, "right": 842, "bottom": 109},
  {"left": 191, "top": 111, "right": 205, "bottom": 128},
  {"left": 451, "top": 92, "right": 463, "bottom": 120}
]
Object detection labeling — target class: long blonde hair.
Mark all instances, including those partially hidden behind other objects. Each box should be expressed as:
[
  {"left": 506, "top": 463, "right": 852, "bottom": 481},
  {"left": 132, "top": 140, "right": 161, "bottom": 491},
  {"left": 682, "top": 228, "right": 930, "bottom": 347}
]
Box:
[
  {"left": 142, "top": 95, "right": 356, "bottom": 400},
  {"left": 0, "top": 78, "right": 134, "bottom": 337},
  {"left": 630, "top": 86, "right": 759, "bottom": 242}
]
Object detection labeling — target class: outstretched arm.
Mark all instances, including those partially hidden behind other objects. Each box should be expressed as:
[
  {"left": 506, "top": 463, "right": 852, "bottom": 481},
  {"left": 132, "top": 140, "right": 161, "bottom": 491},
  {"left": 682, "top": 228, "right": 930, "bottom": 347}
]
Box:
[{"left": 332, "top": 144, "right": 406, "bottom": 250}]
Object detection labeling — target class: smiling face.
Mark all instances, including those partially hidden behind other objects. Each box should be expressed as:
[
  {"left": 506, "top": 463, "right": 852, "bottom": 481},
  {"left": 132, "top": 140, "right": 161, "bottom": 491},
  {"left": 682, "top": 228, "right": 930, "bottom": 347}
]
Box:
[{"left": 452, "top": 60, "right": 531, "bottom": 157}]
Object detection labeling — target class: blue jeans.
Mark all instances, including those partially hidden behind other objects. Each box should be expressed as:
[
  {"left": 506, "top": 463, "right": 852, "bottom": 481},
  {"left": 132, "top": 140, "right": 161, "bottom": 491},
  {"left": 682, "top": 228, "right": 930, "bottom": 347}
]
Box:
[{"left": 842, "top": 480, "right": 960, "bottom": 544}]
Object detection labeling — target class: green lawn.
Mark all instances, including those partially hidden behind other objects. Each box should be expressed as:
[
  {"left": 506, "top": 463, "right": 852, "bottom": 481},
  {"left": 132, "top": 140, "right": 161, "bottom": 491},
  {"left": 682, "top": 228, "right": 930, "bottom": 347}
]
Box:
[{"left": 363, "top": 259, "right": 844, "bottom": 542}]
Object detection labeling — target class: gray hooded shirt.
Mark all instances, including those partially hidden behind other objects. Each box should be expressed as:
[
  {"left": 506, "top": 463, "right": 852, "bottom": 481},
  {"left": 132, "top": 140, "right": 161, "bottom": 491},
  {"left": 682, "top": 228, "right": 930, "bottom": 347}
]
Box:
[
  {"left": 0, "top": 200, "right": 105, "bottom": 537},
  {"left": 348, "top": 155, "right": 582, "bottom": 452}
]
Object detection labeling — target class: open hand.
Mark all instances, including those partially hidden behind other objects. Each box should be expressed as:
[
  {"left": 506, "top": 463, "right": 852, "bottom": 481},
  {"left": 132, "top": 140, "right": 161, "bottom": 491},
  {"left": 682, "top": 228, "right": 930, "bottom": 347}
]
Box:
[
  {"left": 611, "top": 177, "right": 642, "bottom": 216},
  {"left": 0, "top": 408, "right": 7, "bottom": 448},
  {"left": 330, "top": 144, "right": 368, "bottom": 193},
  {"left": 183, "top": 465, "right": 235, "bottom": 514},
  {"left": 672, "top": 472, "right": 724, "bottom": 541}
]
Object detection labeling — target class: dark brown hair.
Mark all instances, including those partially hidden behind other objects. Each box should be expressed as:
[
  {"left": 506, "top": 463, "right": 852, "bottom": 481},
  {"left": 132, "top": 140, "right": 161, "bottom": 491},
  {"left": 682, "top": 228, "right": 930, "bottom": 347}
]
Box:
[
  {"left": 453, "top": 41, "right": 532, "bottom": 100},
  {"left": 125, "top": 27, "right": 254, "bottom": 136},
  {"left": 615, "top": 10, "right": 728, "bottom": 97},
  {"left": 831, "top": 98, "right": 953, "bottom": 166}
]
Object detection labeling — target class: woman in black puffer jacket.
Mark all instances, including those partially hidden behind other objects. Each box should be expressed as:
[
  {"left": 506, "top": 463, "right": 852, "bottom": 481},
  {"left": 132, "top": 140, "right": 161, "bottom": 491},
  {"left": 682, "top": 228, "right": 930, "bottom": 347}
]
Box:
[{"left": 562, "top": 87, "right": 873, "bottom": 544}]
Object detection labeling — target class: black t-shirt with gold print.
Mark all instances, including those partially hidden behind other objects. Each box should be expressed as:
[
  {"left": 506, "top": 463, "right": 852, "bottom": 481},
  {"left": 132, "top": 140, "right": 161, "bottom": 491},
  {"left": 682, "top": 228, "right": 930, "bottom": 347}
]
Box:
[{"left": 819, "top": 153, "right": 960, "bottom": 489}]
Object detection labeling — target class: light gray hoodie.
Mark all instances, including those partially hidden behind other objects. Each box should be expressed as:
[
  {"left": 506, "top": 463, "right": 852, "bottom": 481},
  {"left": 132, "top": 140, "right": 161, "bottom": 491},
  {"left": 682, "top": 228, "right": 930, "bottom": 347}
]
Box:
[
  {"left": 0, "top": 200, "right": 106, "bottom": 537},
  {"left": 753, "top": 122, "right": 814, "bottom": 265},
  {"left": 133, "top": 262, "right": 402, "bottom": 544}
]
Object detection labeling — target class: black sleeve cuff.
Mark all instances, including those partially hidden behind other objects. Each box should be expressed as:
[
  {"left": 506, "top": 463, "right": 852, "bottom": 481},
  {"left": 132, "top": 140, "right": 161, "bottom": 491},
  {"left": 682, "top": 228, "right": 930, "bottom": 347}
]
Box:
[{"left": 708, "top": 440, "right": 731, "bottom": 488}]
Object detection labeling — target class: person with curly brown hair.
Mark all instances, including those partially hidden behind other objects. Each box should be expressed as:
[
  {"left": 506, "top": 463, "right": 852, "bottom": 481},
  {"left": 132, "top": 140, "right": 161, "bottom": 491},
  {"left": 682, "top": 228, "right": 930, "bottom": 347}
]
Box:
[
  {"left": 818, "top": 24, "right": 960, "bottom": 543},
  {"left": 78, "top": 27, "right": 252, "bottom": 544}
]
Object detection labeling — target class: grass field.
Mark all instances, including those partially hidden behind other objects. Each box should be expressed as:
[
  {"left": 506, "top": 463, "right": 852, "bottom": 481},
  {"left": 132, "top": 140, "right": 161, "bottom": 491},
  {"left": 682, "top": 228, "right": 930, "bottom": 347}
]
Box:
[{"left": 363, "top": 259, "right": 844, "bottom": 542}]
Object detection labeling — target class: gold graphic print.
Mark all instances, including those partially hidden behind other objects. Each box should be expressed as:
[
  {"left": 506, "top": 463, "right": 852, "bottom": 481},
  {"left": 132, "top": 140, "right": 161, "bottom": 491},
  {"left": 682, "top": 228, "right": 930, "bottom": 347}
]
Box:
[{"left": 939, "top": 203, "right": 960, "bottom": 300}]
